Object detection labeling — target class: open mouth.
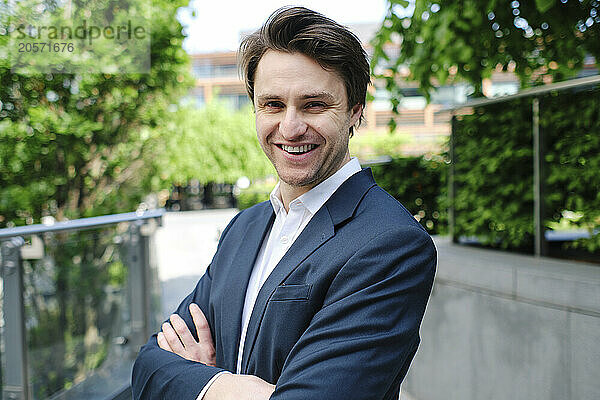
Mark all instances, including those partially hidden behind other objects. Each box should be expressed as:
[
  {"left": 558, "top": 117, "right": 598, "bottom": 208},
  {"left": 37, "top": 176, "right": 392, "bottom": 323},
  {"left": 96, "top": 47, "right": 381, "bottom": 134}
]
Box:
[{"left": 277, "top": 144, "right": 319, "bottom": 155}]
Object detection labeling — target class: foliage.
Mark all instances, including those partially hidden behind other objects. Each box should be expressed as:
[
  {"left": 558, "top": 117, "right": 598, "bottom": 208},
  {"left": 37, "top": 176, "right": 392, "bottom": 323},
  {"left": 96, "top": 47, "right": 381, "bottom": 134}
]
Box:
[
  {"left": 155, "top": 102, "right": 274, "bottom": 185},
  {"left": 371, "top": 155, "right": 447, "bottom": 235},
  {"left": 236, "top": 181, "right": 275, "bottom": 210},
  {"left": 0, "top": 0, "right": 192, "bottom": 227},
  {"left": 0, "top": 0, "right": 201, "bottom": 396},
  {"left": 372, "top": 0, "right": 600, "bottom": 101},
  {"left": 452, "top": 98, "right": 534, "bottom": 249},
  {"left": 543, "top": 88, "right": 600, "bottom": 252},
  {"left": 372, "top": 0, "right": 599, "bottom": 254},
  {"left": 5, "top": 0, "right": 152, "bottom": 74},
  {"left": 452, "top": 88, "right": 600, "bottom": 252},
  {"left": 349, "top": 130, "right": 411, "bottom": 160}
]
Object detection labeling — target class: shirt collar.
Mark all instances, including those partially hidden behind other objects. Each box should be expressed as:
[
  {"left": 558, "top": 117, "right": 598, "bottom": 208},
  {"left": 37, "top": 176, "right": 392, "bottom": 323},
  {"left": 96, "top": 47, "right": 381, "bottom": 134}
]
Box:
[
  {"left": 269, "top": 157, "right": 362, "bottom": 216},
  {"left": 269, "top": 184, "right": 285, "bottom": 215}
]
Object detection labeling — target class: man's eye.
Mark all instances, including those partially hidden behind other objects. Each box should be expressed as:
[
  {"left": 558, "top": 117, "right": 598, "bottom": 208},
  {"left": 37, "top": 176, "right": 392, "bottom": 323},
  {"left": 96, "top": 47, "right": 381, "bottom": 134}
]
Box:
[
  {"left": 265, "top": 101, "right": 284, "bottom": 108},
  {"left": 305, "top": 102, "right": 326, "bottom": 109}
]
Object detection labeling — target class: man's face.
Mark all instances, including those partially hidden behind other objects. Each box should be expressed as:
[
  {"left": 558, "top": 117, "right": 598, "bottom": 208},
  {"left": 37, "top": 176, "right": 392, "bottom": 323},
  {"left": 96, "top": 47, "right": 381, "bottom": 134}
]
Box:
[{"left": 253, "top": 50, "right": 361, "bottom": 190}]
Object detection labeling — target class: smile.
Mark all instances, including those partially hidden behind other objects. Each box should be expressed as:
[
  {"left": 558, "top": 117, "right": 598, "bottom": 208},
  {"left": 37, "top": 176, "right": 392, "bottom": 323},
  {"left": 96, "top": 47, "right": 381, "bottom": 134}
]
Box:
[{"left": 277, "top": 144, "right": 319, "bottom": 155}]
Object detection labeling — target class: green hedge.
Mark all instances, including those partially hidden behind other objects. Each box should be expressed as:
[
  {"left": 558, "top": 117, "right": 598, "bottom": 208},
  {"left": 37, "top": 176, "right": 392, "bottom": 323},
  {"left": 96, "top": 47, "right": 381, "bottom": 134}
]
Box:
[
  {"left": 236, "top": 181, "right": 275, "bottom": 211},
  {"left": 371, "top": 156, "right": 447, "bottom": 235},
  {"left": 237, "top": 190, "right": 271, "bottom": 211},
  {"left": 453, "top": 86, "right": 600, "bottom": 252}
]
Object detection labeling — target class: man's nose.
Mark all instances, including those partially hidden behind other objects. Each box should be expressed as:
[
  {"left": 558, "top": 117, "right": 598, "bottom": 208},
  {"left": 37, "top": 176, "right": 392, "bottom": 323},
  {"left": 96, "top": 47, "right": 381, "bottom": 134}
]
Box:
[{"left": 279, "top": 108, "right": 307, "bottom": 140}]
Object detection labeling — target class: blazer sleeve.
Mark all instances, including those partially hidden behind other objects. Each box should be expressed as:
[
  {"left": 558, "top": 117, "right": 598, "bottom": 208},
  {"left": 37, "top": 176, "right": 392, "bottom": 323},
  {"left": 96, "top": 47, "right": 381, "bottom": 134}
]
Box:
[
  {"left": 131, "top": 212, "right": 241, "bottom": 400},
  {"left": 271, "top": 225, "right": 436, "bottom": 400}
]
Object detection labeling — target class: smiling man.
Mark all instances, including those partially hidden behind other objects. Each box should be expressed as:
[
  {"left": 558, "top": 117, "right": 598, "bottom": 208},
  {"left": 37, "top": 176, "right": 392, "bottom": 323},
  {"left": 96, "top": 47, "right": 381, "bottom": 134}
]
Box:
[{"left": 132, "top": 7, "right": 436, "bottom": 400}]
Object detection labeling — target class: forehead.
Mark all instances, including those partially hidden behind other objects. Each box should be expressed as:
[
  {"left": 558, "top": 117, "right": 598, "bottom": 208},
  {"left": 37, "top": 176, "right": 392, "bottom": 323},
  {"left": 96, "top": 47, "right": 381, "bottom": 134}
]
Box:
[{"left": 254, "top": 50, "right": 347, "bottom": 101}]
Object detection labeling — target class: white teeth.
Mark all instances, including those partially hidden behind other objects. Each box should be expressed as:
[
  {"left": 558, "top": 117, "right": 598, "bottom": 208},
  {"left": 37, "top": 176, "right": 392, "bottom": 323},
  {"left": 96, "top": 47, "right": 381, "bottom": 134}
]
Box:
[{"left": 281, "top": 144, "right": 316, "bottom": 153}]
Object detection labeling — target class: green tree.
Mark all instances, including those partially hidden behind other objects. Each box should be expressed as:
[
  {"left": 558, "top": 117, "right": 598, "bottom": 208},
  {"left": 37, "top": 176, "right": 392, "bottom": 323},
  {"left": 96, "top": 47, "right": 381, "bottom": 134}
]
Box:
[
  {"left": 372, "top": 0, "right": 600, "bottom": 98},
  {"left": 0, "top": 0, "right": 192, "bottom": 227},
  {"left": 349, "top": 131, "right": 411, "bottom": 160},
  {"left": 156, "top": 102, "right": 274, "bottom": 185}
]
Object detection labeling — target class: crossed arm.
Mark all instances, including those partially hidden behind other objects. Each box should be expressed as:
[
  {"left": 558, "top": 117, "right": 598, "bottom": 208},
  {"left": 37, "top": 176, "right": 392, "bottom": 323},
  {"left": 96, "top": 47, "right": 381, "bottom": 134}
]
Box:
[{"left": 158, "top": 303, "right": 275, "bottom": 400}]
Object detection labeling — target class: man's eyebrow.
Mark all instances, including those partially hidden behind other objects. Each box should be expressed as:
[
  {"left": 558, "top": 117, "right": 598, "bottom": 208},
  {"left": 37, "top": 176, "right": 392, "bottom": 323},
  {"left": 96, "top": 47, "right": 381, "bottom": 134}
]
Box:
[
  {"left": 300, "top": 92, "right": 336, "bottom": 102},
  {"left": 256, "top": 94, "right": 283, "bottom": 103},
  {"left": 255, "top": 92, "right": 337, "bottom": 102}
]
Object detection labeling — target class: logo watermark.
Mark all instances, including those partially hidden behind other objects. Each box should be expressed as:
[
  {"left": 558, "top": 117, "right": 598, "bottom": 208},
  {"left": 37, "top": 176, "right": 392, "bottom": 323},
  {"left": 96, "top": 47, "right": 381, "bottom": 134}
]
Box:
[{"left": 4, "top": 0, "right": 151, "bottom": 73}]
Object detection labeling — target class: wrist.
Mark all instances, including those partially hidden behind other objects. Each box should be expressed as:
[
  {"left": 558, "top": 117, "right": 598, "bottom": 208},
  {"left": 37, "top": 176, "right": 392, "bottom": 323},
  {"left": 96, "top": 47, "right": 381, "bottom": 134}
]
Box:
[{"left": 203, "top": 373, "right": 235, "bottom": 400}]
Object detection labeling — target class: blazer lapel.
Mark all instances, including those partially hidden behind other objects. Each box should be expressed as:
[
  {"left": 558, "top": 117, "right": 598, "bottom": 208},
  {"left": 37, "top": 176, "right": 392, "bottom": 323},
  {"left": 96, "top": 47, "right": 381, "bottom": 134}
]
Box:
[
  {"left": 219, "top": 203, "right": 274, "bottom": 371},
  {"left": 240, "top": 168, "right": 377, "bottom": 372}
]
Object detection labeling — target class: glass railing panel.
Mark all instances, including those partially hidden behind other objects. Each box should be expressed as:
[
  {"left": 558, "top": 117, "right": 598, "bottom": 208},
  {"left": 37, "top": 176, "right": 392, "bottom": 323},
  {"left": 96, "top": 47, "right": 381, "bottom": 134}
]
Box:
[
  {"left": 20, "top": 224, "right": 132, "bottom": 399},
  {"left": 0, "top": 271, "right": 4, "bottom": 397}
]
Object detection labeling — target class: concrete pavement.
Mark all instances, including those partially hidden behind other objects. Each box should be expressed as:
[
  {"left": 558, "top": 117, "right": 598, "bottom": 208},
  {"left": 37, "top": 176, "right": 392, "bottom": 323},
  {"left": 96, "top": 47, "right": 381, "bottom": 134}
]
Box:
[{"left": 154, "top": 209, "right": 238, "bottom": 319}]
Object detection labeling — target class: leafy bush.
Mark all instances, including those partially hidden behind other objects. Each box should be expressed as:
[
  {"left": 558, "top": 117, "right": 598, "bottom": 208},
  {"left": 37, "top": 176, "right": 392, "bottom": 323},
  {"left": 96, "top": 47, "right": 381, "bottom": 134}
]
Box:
[
  {"left": 349, "top": 131, "right": 411, "bottom": 160},
  {"left": 0, "top": 0, "right": 193, "bottom": 226},
  {"left": 453, "top": 98, "right": 534, "bottom": 249},
  {"left": 236, "top": 189, "right": 271, "bottom": 211},
  {"left": 371, "top": 156, "right": 448, "bottom": 235},
  {"left": 453, "top": 86, "right": 600, "bottom": 252},
  {"left": 236, "top": 181, "right": 275, "bottom": 210},
  {"left": 544, "top": 88, "right": 600, "bottom": 252}
]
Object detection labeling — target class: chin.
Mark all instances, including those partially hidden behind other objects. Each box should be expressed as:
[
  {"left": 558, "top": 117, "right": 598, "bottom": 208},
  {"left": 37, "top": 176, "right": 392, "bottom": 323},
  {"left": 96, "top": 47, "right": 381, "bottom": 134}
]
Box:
[{"left": 279, "top": 171, "right": 320, "bottom": 188}]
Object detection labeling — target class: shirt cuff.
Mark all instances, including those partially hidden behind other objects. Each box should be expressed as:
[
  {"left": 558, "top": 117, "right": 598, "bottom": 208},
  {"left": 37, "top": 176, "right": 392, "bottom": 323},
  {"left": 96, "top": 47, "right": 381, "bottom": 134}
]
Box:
[{"left": 195, "top": 371, "right": 232, "bottom": 400}]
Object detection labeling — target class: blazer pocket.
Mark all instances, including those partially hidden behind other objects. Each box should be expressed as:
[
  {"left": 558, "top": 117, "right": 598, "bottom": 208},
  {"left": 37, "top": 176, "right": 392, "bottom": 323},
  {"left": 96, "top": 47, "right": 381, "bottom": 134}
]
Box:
[{"left": 270, "top": 284, "right": 311, "bottom": 301}]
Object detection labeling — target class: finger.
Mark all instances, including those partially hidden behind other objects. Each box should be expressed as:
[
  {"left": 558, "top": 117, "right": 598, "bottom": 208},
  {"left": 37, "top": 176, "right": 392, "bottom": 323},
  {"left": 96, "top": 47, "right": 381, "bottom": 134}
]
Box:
[
  {"left": 157, "top": 332, "right": 173, "bottom": 352},
  {"left": 190, "top": 303, "right": 214, "bottom": 346},
  {"left": 190, "top": 304, "right": 216, "bottom": 366},
  {"left": 162, "top": 321, "right": 185, "bottom": 353},
  {"left": 170, "top": 313, "right": 197, "bottom": 349}
]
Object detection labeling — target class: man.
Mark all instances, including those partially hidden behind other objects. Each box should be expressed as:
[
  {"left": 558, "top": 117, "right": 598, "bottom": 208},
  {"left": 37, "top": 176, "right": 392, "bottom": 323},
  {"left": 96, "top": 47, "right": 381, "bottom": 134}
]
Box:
[{"left": 132, "top": 6, "right": 436, "bottom": 400}]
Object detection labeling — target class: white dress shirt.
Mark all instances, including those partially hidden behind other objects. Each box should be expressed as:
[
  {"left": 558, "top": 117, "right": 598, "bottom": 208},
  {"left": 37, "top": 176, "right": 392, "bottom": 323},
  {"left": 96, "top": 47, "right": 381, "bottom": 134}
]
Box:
[{"left": 197, "top": 157, "right": 361, "bottom": 399}]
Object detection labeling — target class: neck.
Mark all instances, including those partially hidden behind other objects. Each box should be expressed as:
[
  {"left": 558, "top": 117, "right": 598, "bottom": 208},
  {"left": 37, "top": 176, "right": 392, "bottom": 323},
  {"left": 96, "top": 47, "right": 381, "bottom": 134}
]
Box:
[{"left": 279, "top": 183, "right": 311, "bottom": 212}]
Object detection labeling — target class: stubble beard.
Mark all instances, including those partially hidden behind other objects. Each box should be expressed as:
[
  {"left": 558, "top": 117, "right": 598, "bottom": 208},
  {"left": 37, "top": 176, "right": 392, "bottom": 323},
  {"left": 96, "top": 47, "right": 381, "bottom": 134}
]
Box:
[{"left": 273, "top": 137, "right": 350, "bottom": 190}]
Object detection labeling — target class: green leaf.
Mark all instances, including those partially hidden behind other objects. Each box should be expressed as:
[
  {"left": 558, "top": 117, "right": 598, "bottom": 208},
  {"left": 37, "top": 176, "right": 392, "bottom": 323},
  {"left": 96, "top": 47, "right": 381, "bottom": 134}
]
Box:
[
  {"left": 535, "top": 0, "right": 555, "bottom": 13},
  {"left": 392, "top": 0, "right": 410, "bottom": 7}
]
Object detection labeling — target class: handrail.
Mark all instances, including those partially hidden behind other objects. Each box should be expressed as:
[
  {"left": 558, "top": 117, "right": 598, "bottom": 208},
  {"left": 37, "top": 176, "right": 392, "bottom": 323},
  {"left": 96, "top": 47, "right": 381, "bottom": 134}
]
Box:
[
  {"left": 439, "top": 74, "right": 600, "bottom": 113},
  {"left": 1, "top": 209, "right": 164, "bottom": 400},
  {"left": 0, "top": 208, "right": 165, "bottom": 239}
]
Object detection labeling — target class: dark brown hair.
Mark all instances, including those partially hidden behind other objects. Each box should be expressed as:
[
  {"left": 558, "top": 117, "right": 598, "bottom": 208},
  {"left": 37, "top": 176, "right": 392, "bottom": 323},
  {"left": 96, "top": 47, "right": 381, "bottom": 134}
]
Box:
[{"left": 238, "top": 6, "right": 370, "bottom": 132}]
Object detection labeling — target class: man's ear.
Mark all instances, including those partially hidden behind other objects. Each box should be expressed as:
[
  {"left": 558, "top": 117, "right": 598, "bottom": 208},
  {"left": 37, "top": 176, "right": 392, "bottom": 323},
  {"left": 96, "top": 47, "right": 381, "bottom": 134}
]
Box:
[{"left": 350, "top": 104, "right": 362, "bottom": 126}]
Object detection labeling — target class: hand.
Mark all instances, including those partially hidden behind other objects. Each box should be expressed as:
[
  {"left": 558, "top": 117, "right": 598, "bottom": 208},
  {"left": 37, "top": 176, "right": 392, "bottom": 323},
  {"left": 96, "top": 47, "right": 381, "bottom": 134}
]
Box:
[
  {"left": 157, "top": 303, "right": 216, "bottom": 366},
  {"left": 204, "top": 373, "right": 275, "bottom": 400}
]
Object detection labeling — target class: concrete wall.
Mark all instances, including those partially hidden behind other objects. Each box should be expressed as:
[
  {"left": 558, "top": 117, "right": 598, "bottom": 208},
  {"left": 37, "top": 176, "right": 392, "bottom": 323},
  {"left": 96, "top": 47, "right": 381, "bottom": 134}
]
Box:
[{"left": 403, "top": 237, "right": 600, "bottom": 400}]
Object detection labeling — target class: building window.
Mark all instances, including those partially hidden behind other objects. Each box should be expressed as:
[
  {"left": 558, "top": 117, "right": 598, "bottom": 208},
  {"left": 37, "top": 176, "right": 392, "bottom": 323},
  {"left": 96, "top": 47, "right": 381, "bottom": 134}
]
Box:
[
  {"left": 192, "top": 61, "right": 238, "bottom": 79},
  {"left": 217, "top": 93, "right": 250, "bottom": 110},
  {"left": 192, "top": 63, "right": 212, "bottom": 78},
  {"left": 213, "top": 64, "right": 238, "bottom": 78}
]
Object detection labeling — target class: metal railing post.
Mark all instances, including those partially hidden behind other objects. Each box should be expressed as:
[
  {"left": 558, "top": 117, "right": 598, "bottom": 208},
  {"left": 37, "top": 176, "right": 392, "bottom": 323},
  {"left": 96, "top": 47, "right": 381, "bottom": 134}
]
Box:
[
  {"left": 1, "top": 237, "right": 29, "bottom": 400},
  {"left": 449, "top": 115, "right": 457, "bottom": 243},
  {"left": 532, "top": 97, "right": 548, "bottom": 257},
  {"left": 127, "top": 217, "right": 160, "bottom": 352},
  {"left": 127, "top": 222, "right": 148, "bottom": 352},
  {"left": 139, "top": 218, "right": 160, "bottom": 336}
]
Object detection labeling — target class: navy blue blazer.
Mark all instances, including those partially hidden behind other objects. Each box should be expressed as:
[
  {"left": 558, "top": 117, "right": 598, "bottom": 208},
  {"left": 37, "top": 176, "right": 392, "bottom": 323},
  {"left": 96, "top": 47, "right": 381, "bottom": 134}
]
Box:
[{"left": 132, "top": 168, "right": 436, "bottom": 399}]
